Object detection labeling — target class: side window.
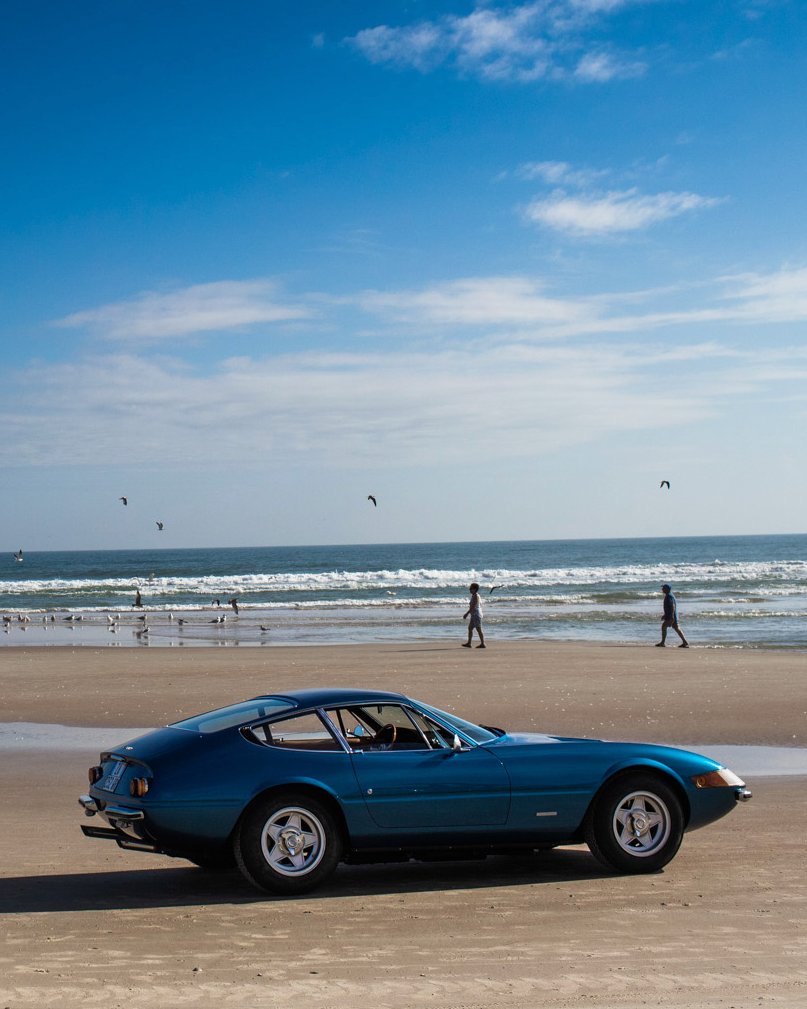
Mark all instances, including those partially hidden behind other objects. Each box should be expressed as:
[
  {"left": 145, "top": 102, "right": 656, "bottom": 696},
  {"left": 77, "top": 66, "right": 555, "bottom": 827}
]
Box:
[
  {"left": 407, "top": 709, "right": 453, "bottom": 748},
  {"left": 263, "top": 712, "right": 343, "bottom": 751},
  {"left": 325, "top": 705, "right": 429, "bottom": 751}
]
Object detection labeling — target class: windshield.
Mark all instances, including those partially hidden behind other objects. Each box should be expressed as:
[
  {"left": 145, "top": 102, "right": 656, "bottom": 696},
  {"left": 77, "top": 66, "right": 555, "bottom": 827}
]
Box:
[
  {"left": 170, "top": 698, "right": 293, "bottom": 734},
  {"left": 414, "top": 702, "right": 498, "bottom": 744}
]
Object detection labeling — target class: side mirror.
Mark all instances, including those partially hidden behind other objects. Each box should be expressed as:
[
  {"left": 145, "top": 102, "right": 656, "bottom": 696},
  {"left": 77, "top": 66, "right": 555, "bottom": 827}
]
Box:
[{"left": 452, "top": 734, "right": 463, "bottom": 753}]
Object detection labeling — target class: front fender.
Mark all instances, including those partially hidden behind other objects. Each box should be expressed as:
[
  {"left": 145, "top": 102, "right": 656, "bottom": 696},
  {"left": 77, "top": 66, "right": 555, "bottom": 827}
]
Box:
[{"left": 589, "top": 758, "right": 692, "bottom": 824}]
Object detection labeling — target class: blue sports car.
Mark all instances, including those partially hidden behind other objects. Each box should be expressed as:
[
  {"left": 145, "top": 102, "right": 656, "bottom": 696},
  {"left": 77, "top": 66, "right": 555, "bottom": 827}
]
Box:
[{"left": 78, "top": 688, "right": 751, "bottom": 894}]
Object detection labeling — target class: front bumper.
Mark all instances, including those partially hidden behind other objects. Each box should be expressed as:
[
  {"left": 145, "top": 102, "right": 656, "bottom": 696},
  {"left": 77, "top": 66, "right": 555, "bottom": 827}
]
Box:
[{"left": 735, "top": 786, "right": 753, "bottom": 802}]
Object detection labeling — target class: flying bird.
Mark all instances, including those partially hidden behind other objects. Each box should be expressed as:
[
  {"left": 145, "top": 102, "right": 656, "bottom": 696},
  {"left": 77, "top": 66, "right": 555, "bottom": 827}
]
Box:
[
  {"left": 13, "top": 548, "right": 23, "bottom": 562},
  {"left": 660, "top": 480, "right": 670, "bottom": 490},
  {"left": 156, "top": 521, "right": 164, "bottom": 530},
  {"left": 367, "top": 495, "right": 377, "bottom": 507},
  {"left": 119, "top": 497, "right": 128, "bottom": 506},
  {"left": 489, "top": 585, "right": 502, "bottom": 594}
]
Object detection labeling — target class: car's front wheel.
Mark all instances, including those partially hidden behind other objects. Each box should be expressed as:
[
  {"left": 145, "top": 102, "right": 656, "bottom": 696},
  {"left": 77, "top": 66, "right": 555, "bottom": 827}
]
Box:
[
  {"left": 234, "top": 793, "right": 342, "bottom": 894},
  {"left": 584, "top": 773, "right": 684, "bottom": 874}
]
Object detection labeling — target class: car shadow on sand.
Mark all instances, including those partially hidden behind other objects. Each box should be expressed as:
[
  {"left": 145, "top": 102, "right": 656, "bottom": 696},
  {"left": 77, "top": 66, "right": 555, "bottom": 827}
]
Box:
[{"left": 0, "top": 847, "right": 616, "bottom": 914}]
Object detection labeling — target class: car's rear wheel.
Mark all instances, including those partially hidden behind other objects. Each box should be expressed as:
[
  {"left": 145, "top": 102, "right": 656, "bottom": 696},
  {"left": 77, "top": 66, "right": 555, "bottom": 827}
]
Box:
[
  {"left": 585, "top": 773, "right": 684, "bottom": 874},
  {"left": 234, "top": 793, "right": 342, "bottom": 894}
]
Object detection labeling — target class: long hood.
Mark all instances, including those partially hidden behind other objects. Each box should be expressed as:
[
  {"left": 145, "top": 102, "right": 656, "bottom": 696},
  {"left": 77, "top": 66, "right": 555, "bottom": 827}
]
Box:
[{"left": 485, "top": 732, "right": 724, "bottom": 776}]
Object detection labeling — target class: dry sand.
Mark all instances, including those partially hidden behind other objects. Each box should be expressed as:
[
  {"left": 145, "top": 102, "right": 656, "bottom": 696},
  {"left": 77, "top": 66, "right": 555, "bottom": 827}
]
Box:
[{"left": 1, "top": 641, "right": 806, "bottom": 1008}]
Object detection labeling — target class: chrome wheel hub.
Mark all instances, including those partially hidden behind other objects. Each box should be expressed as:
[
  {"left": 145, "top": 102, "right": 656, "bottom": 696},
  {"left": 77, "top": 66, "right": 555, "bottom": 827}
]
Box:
[
  {"left": 278, "top": 827, "right": 304, "bottom": 857},
  {"left": 260, "top": 806, "right": 326, "bottom": 877},
  {"left": 613, "top": 790, "right": 671, "bottom": 857}
]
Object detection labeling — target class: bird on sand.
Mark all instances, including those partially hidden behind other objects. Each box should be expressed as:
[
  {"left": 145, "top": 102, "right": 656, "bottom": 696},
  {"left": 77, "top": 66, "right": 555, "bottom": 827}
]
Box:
[
  {"left": 210, "top": 615, "right": 226, "bottom": 624},
  {"left": 119, "top": 497, "right": 128, "bottom": 506},
  {"left": 660, "top": 480, "right": 670, "bottom": 489},
  {"left": 156, "top": 521, "right": 164, "bottom": 531},
  {"left": 367, "top": 495, "right": 377, "bottom": 507}
]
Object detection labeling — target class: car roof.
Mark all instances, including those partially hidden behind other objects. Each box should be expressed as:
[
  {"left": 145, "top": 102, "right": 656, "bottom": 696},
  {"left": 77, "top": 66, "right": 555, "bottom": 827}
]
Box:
[{"left": 250, "top": 687, "right": 410, "bottom": 710}]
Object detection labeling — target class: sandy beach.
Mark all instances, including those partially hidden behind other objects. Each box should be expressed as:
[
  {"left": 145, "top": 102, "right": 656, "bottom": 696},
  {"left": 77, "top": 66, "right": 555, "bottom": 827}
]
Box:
[{"left": 2, "top": 640, "right": 806, "bottom": 1008}]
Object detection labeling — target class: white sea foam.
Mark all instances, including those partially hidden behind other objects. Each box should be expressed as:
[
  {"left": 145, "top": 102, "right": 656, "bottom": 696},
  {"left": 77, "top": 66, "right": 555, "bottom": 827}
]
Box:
[{"left": 3, "top": 557, "right": 807, "bottom": 597}]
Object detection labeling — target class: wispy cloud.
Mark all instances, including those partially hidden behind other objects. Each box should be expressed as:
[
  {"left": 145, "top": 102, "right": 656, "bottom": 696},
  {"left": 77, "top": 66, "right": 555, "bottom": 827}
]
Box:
[
  {"left": 7, "top": 335, "right": 807, "bottom": 471},
  {"left": 525, "top": 188, "right": 723, "bottom": 235},
  {"left": 515, "top": 160, "right": 609, "bottom": 186},
  {"left": 54, "top": 280, "right": 313, "bottom": 342},
  {"left": 346, "top": 1, "right": 647, "bottom": 84},
  {"left": 9, "top": 265, "right": 807, "bottom": 471},
  {"left": 355, "top": 276, "right": 597, "bottom": 328},
  {"left": 574, "top": 49, "right": 646, "bottom": 81},
  {"left": 356, "top": 266, "right": 807, "bottom": 337}
]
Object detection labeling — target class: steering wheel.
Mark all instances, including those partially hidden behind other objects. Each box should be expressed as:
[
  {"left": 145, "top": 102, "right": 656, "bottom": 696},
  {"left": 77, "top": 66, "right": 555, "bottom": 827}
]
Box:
[{"left": 373, "top": 723, "right": 397, "bottom": 748}]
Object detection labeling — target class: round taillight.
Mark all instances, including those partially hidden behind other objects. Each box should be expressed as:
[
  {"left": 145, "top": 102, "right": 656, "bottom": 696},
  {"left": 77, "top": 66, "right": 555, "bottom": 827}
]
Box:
[
  {"left": 130, "top": 777, "right": 150, "bottom": 797},
  {"left": 88, "top": 765, "right": 103, "bottom": 784}
]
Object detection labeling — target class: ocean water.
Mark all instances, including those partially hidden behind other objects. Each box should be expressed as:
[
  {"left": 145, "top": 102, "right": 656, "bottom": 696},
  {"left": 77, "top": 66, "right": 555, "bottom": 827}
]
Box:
[{"left": 2, "top": 535, "right": 807, "bottom": 649}]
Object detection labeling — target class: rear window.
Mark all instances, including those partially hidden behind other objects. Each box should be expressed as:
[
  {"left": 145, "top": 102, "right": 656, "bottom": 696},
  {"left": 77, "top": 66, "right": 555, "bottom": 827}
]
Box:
[{"left": 171, "top": 698, "right": 293, "bottom": 734}]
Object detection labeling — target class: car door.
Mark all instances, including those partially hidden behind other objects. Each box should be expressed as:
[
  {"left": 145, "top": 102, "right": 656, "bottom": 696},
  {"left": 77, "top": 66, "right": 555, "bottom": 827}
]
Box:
[{"left": 332, "top": 703, "right": 511, "bottom": 829}]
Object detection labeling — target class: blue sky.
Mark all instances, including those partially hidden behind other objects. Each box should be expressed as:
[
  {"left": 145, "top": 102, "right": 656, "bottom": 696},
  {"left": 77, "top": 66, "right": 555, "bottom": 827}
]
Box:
[{"left": 3, "top": 0, "right": 807, "bottom": 550}]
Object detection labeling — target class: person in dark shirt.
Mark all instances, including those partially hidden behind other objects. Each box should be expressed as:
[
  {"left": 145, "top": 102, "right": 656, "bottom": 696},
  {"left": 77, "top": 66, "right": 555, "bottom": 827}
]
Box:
[{"left": 656, "top": 583, "right": 689, "bottom": 647}]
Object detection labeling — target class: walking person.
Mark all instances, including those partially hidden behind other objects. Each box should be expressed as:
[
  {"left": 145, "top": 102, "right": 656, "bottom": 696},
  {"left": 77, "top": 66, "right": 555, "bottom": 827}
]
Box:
[
  {"left": 656, "top": 583, "right": 689, "bottom": 647},
  {"left": 462, "top": 582, "right": 486, "bottom": 648}
]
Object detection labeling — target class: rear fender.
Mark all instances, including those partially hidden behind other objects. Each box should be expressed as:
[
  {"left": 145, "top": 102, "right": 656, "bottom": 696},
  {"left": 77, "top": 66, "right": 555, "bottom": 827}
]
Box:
[{"left": 238, "top": 778, "right": 352, "bottom": 849}]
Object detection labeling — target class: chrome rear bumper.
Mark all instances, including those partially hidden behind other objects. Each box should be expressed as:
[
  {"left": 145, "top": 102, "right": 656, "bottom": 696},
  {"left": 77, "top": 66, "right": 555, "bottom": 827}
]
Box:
[
  {"left": 735, "top": 787, "right": 753, "bottom": 802},
  {"left": 78, "top": 794, "right": 144, "bottom": 822}
]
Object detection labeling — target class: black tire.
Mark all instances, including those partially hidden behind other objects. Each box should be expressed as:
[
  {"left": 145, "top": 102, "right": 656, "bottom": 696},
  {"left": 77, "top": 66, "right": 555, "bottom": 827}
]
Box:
[
  {"left": 584, "top": 773, "right": 684, "bottom": 874},
  {"left": 234, "top": 793, "right": 342, "bottom": 895}
]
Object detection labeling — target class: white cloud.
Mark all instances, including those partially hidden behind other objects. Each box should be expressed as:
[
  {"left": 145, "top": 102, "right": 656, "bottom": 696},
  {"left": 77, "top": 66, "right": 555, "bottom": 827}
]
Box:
[
  {"left": 574, "top": 50, "right": 646, "bottom": 81},
  {"left": 525, "top": 188, "right": 723, "bottom": 235},
  {"left": 55, "top": 280, "right": 313, "bottom": 342},
  {"left": 9, "top": 265, "right": 807, "bottom": 474},
  {"left": 516, "top": 161, "right": 609, "bottom": 186},
  {"left": 0, "top": 343, "right": 716, "bottom": 469},
  {"left": 356, "top": 266, "right": 807, "bottom": 338},
  {"left": 718, "top": 266, "right": 807, "bottom": 322},
  {"left": 347, "top": 1, "right": 645, "bottom": 84},
  {"left": 347, "top": 22, "right": 446, "bottom": 72},
  {"left": 8, "top": 334, "right": 807, "bottom": 474},
  {"left": 356, "top": 276, "right": 597, "bottom": 328}
]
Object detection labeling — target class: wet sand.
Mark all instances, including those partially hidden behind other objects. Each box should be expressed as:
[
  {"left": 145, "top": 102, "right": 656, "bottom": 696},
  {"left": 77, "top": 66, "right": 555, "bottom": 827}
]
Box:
[{"left": 1, "top": 641, "right": 806, "bottom": 1007}]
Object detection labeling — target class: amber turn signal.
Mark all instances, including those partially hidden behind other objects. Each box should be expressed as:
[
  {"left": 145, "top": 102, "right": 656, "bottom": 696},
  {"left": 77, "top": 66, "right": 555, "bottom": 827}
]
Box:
[{"left": 130, "top": 777, "right": 150, "bottom": 797}]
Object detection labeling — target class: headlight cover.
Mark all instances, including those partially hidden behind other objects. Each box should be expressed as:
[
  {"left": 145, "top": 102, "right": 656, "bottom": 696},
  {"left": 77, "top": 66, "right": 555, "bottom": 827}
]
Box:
[{"left": 692, "top": 768, "right": 745, "bottom": 789}]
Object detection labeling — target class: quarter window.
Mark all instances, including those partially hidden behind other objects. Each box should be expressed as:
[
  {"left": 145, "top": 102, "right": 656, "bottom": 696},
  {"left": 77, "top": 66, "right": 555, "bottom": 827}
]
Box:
[{"left": 262, "top": 712, "right": 343, "bottom": 751}]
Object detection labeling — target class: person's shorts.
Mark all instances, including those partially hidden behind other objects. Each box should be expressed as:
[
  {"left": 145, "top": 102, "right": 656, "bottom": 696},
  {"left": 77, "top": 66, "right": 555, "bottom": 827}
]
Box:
[
  {"left": 661, "top": 618, "right": 679, "bottom": 628},
  {"left": 469, "top": 612, "right": 482, "bottom": 630}
]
